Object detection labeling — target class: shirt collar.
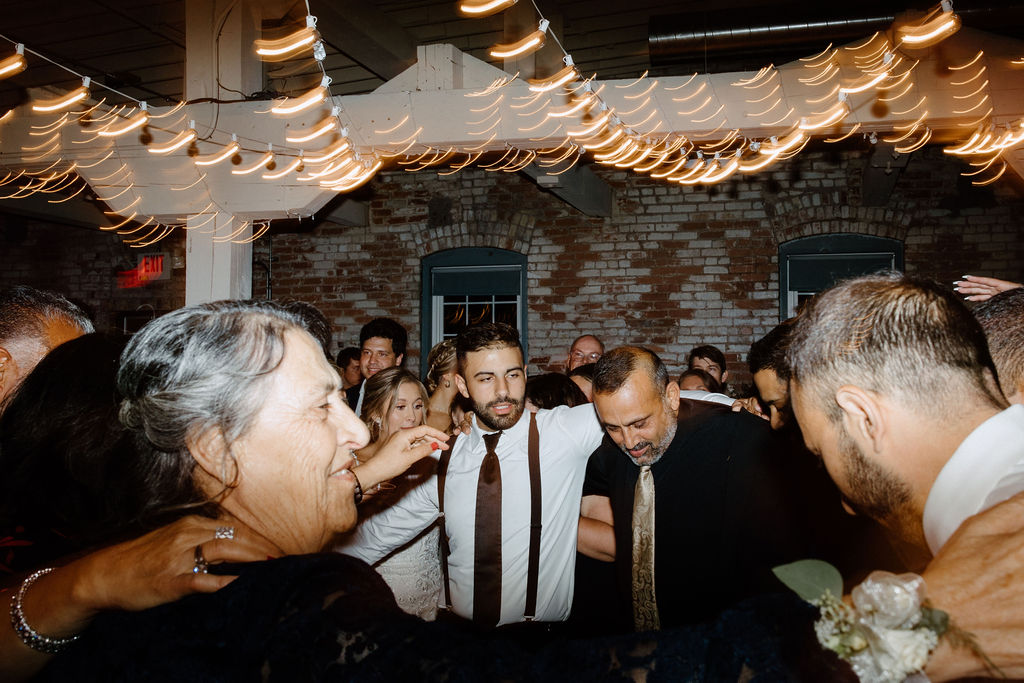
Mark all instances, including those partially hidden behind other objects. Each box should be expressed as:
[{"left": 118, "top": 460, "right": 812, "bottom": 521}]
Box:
[{"left": 922, "top": 404, "right": 1024, "bottom": 554}]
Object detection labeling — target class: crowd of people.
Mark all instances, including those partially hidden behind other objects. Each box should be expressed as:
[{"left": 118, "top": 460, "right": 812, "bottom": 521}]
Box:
[{"left": 0, "top": 271, "right": 1022, "bottom": 681}]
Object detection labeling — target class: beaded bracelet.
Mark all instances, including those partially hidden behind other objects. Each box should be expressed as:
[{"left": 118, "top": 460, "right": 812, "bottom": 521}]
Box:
[
  {"left": 352, "top": 470, "right": 364, "bottom": 504},
  {"left": 9, "top": 567, "right": 81, "bottom": 654}
]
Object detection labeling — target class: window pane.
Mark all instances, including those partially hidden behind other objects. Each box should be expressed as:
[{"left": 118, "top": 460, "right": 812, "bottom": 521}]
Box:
[
  {"left": 494, "top": 303, "right": 517, "bottom": 327},
  {"left": 468, "top": 303, "right": 492, "bottom": 326}
]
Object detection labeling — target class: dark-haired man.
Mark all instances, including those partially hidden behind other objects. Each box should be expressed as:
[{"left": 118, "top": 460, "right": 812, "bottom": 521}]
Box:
[
  {"left": 975, "top": 288, "right": 1024, "bottom": 405},
  {"left": 338, "top": 323, "right": 605, "bottom": 627},
  {"left": 686, "top": 344, "right": 729, "bottom": 392},
  {"left": 0, "top": 285, "right": 93, "bottom": 407},
  {"left": 581, "top": 346, "right": 805, "bottom": 630},
  {"left": 788, "top": 273, "right": 1023, "bottom": 559},
  {"left": 345, "top": 318, "right": 408, "bottom": 414},
  {"left": 747, "top": 320, "right": 796, "bottom": 431}
]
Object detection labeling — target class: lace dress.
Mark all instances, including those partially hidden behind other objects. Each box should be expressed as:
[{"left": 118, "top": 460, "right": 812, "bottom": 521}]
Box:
[
  {"left": 360, "top": 457, "right": 442, "bottom": 621},
  {"left": 374, "top": 522, "right": 441, "bottom": 621}
]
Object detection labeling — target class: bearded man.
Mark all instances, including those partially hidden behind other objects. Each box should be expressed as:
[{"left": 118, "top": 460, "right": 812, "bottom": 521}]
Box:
[
  {"left": 787, "top": 273, "right": 1021, "bottom": 561},
  {"left": 580, "top": 346, "right": 806, "bottom": 631},
  {"left": 337, "top": 323, "right": 605, "bottom": 628}
]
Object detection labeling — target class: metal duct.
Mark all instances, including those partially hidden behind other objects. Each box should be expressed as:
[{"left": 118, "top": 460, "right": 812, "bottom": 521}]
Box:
[{"left": 649, "top": 3, "right": 1024, "bottom": 66}]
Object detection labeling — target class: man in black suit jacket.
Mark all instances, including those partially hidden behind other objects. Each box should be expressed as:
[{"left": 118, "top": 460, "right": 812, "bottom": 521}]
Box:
[{"left": 580, "top": 346, "right": 806, "bottom": 631}]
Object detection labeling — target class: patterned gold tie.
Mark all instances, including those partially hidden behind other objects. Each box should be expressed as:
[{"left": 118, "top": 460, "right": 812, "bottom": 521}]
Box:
[{"left": 631, "top": 464, "right": 660, "bottom": 631}]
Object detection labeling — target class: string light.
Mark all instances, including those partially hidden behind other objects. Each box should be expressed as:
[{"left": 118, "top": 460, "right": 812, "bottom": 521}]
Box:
[
  {"left": 194, "top": 134, "right": 240, "bottom": 166},
  {"left": 97, "top": 103, "right": 149, "bottom": 137},
  {"left": 148, "top": 124, "right": 198, "bottom": 154},
  {"left": 0, "top": 44, "right": 26, "bottom": 80},
  {"left": 32, "top": 77, "right": 90, "bottom": 113},
  {"left": 491, "top": 20, "right": 548, "bottom": 60},
  {"left": 458, "top": 0, "right": 516, "bottom": 16},
  {"left": 270, "top": 76, "right": 329, "bottom": 115},
  {"left": 899, "top": 1, "right": 961, "bottom": 48},
  {"left": 254, "top": 16, "right": 319, "bottom": 60}
]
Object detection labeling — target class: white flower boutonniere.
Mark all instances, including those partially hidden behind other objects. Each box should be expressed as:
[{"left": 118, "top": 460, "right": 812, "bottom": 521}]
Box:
[{"left": 774, "top": 560, "right": 949, "bottom": 683}]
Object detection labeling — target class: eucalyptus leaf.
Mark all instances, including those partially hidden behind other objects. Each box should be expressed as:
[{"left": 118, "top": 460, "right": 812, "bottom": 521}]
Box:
[{"left": 772, "top": 559, "right": 843, "bottom": 603}]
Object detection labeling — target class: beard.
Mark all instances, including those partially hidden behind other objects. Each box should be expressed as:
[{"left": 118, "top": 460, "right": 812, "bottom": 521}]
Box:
[
  {"left": 472, "top": 394, "right": 525, "bottom": 431},
  {"left": 621, "top": 419, "right": 677, "bottom": 467},
  {"left": 838, "top": 423, "right": 920, "bottom": 546}
]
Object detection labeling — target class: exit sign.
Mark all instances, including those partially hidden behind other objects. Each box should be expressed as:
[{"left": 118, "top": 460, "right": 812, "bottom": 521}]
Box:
[{"left": 117, "top": 252, "right": 170, "bottom": 289}]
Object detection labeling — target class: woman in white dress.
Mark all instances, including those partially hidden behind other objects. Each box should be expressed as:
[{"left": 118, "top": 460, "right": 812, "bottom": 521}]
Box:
[{"left": 355, "top": 367, "right": 442, "bottom": 621}]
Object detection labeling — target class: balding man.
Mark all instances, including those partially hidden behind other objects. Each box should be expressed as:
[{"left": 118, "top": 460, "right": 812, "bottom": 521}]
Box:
[
  {"left": 566, "top": 334, "right": 604, "bottom": 372},
  {"left": 580, "top": 346, "right": 804, "bottom": 630},
  {"left": 0, "top": 285, "right": 92, "bottom": 407}
]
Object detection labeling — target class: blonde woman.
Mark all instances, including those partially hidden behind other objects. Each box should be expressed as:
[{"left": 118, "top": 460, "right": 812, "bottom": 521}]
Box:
[{"left": 354, "top": 367, "right": 442, "bottom": 620}]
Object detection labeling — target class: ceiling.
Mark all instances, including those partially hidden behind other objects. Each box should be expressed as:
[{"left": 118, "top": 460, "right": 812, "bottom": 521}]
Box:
[{"left": 5, "top": 0, "right": 1022, "bottom": 113}]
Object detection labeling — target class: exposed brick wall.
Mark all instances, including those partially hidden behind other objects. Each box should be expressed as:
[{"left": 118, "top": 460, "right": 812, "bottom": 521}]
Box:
[
  {"left": 255, "top": 144, "right": 1024, "bottom": 387},
  {"left": 3, "top": 144, "right": 1022, "bottom": 391},
  {"left": 0, "top": 217, "right": 186, "bottom": 333}
]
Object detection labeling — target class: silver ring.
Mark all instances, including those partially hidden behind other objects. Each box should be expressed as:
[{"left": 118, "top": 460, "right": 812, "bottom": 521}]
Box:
[
  {"left": 193, "top": 545, "right": 208, "bottom": 575},
  {"left": 214, "top": 526, "right": 235, "bottom": 540}
]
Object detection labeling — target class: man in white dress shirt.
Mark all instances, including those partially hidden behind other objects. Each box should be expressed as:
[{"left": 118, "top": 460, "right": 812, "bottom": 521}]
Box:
[
  {"left": 338, "top": 323, "right": 605, "bottom": 626},
  {"left": 787, "top": 273, "right": 1024, "bottom": 559}
]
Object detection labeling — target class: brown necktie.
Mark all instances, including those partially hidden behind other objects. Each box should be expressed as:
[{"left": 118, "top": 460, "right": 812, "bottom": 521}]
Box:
[
  {"left": 632, "top": 464, "right": 660, "bottom": 631},
  {"left": 473, "top": 431, "right": 503, "bottom": 627}
]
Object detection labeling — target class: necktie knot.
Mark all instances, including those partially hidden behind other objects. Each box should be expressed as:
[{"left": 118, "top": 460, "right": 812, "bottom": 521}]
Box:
[{"left": 483, "top": 431, "right": 502, "bottom": 454}]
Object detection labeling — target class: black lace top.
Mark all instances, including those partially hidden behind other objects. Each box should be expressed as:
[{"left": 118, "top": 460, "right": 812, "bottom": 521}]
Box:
[{"left": 36, "top": 553, "right": 845, "bottom": 682}]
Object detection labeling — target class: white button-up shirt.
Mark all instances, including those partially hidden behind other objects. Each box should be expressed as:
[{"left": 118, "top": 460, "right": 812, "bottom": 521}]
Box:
[
  {"left": 923, "top": 404, "right": 1024, "bottom": 554},
  {"left": 337, "top": 403, "right": 603, "bottom": 626}
]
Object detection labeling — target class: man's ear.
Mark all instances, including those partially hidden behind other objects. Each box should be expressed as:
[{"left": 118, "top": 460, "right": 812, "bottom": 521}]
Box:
[
  {"left": 455, "top": 373, "right": 470, "bottom": 399},
  {"left": 721, "top": 370, "right": 730, "bottom": 384},
  {"left": 187, "top": 426, "right": 236, "bottom": 487},
  {"left": 395, "top": 353, "right": 404, "bottom": 367},
  {"left": 0, "top": 345, "right": 13, "bottom": 397},
  {"left": 835, "top": 385, "right": 886, "bottom": 453},
  {"left": 665, "top": 380, "right": 681, "bottom": 411}
]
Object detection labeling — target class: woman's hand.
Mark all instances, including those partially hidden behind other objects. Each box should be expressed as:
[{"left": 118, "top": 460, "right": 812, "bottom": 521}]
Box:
[
  {"left": 954, "top": 275, "right": 1022, "bottom": 302},
  {"left": 353, "top": 425, "right": 450, "bottom": 490},
  {"left": 1, "top": 516, "right": 281, "bottom": 681},
  {"left": 74, "top": 515, "right": 283, "bottom": 612}
]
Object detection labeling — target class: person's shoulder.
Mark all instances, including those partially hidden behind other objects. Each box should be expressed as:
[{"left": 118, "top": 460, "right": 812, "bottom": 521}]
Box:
[{"left": 677, "top": 399, "right": 773, "bottom": 441}]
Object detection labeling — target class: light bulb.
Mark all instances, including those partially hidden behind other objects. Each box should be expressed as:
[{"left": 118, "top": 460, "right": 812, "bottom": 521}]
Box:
[
  {"left": 195, "top": 136, "right": 240, "bottom": 166},
  {"left": 899, "top": 5, "right": 961, "bottom": 48},
  {"left": 0, "top": 45, "right": 27, "bottom": 80},
  {"left": 271, "top": 77, "right": 330, "bottom": 115},
  {"left": 149, "top": 127, "right": 197, "bottom": 154},
  {"left": 286, "top": 114, "right": 338, "bottom": 143},
  {"left": 231, "top": 151, "right": 275, "bottom": 175},
  {"left": 255, "top": 18, "right": 319, "bottom": 61},
  {"left": 458, "top": 0, "right": 516, "bottom": 17},
  {"left": 33, "top": 78, "right": 90, "bottom": 113},
  {"left": 304, "top": 139, "right": 350, "bottom": 164},
  {"left": 491, "top": 27, "right": 547, "bottom": 60},
  {"left": 528, "top": 65, "right": 579, "bottom": 93},
  {"left": 98, "top": 105, "right": 149, "bottom": 137},
  {"left": 261, "top": 155, "right": 303, "bottom": 179}
]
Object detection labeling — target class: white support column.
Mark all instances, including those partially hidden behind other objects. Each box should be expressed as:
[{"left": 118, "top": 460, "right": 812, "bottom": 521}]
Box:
[
  {"left": 183, "top": 0, "right": 262, "bottom": 304},
  {"left": 185, "top": 215, "right": 253, "bottom": 303}
]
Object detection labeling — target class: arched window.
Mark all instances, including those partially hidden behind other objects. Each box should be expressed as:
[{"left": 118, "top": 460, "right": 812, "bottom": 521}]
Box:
[
  {"left": 779, "top": 234, "right": 904, "bottom": 319},
  {"left": 420, "top": 247, "right": 528, "bottom": 362}
]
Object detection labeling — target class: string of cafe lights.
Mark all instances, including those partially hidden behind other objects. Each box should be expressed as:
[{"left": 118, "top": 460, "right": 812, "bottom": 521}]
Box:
[
  {"left": 0, "top": 0, "right": 1021, "bottom": 248},
  {"left": 448, "top": 0, "right": 1014, "bottom": 188}
]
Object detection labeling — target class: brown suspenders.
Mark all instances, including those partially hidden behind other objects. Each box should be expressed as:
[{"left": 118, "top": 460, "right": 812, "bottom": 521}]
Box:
[{"left": 436, "top": 411, "right": 543, "bottom": 621}]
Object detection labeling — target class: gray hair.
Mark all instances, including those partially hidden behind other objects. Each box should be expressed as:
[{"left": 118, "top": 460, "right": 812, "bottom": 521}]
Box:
[
  {"left": 0, "top": 285, "right": 93, "bottom": 345},
  {"left": 787, "top": 273, "right": 1003, "bottom": 422},
  {"left": 116, "top": 300, "right": 306, "bottom": 491}
]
